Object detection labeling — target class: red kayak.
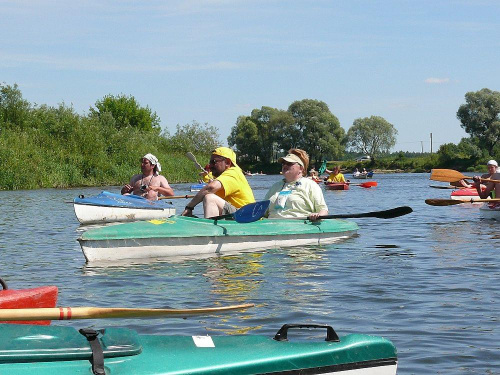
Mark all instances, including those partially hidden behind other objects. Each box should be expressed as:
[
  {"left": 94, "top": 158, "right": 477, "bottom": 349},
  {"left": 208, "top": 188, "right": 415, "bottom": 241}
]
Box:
[
  {"left": 0, "top": 278, "right": 58, "bottom": 325},
  {"left": 324, "top": 182, "right": 350, "bottom": 190},
  {"left": 451, "top": 187, "right": 484, "bottom": 202}
]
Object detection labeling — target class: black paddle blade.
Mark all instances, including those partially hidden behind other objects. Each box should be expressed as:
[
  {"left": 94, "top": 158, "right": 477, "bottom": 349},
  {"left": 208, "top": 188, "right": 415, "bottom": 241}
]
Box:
[
  {"left": 371, "top": 206, "right": 413, "bottom": 218},
  {"left": 320, "top": 206, "right": 413, "bottom": 220}
]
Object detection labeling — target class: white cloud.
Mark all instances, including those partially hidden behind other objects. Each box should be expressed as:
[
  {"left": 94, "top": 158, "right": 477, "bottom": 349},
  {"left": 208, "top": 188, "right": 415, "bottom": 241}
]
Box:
[{"left": 424, "top": 78, "right": 450, "bottom": 84}]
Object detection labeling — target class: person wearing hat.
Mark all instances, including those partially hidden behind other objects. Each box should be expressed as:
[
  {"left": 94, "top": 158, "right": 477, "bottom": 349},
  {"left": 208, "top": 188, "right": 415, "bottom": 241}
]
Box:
[
  {"left": 264, "top": 149, "right": 328, "bottom": 220},
  {"left": 325, "top": 166, "right": 347, "bottom": 183},
  {"left": 456, "top": 159, "right": 499, "bottom": 188},
  {"left": 182, "top": 147, "right": 255, "bottom": 218},
  {"left": 121, "top": 153, "right": 174, "bottom": 200},
  {"left": 473, "top": 159, "right": 500, "bottom": 199}
]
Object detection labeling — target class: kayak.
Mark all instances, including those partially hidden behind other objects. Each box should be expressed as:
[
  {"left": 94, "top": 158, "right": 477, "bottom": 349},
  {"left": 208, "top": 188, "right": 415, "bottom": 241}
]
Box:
[
  {"left": 73, "top": 191, "right": 176, "bottom": 224},
  {"left": 450, "top": 187, "right": 485, "bottom": 202},
  {"left": 0, "top": 323, "right": 397, "bottom": 374},
  {"left": 352, "top": 172, "right": 373, "bottom": 179},
  {"left": 0, "top": 279, "right": 58, "bottom": 325},
  {"left": 479, "top": 202, "right": 500, "bottom": 220},
  {"left": 190, "top": 183, "right": 206, "bottom": 191},
  {"left": 324, "top": 182, "right": 349, "bottom": 190},
  {"left": 78, "top": 216, "right": 358, "bottom": 262}
]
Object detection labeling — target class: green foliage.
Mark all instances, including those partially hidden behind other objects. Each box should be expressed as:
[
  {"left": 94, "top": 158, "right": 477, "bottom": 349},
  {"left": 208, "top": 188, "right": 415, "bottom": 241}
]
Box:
[
  {"left": 287, "top": 99, "right": 345, "bottom": 164},
  {"left": 0, "top": 83, "right": 31, "bottom": 131},
  {"left": 457, "top": 88, "right": 500, "bottom": 155},
  {"left": 170, "top": 121, "right": 221, "bottom": 153},
  {"left": 90, "top": 94, "right": 161, "bottom": 133},
  {"left": 229, "top": 100, "right": 345, "bottom": 166},
  {"left": 346, "top": 116, "right": 398, "bottom": 159},
  {"left": 0, "top": 85, "right": 220, "bottom": 190}
]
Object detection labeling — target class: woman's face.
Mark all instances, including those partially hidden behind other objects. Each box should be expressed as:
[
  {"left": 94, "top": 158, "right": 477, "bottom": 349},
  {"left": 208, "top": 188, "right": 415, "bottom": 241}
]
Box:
[
  {"left": 487, "top": 164, "right": 497, "bottom": 174},
  {"left": 282, "top": 161, "right": 303, "bottom": 182}
]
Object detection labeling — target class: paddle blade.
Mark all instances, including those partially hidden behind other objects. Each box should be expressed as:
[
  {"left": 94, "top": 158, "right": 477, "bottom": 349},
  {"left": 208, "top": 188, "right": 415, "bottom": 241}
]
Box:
[
  {"left": 186, "top": 152, "right": 206, "bottom": 172},
  {"left": 430, "top": 169, "right": 468, "bottom": 183},
  {"left": 316, "top": 206, "right": 413, "bottom": 220},
  {"left": 425, "top": 199, "right": 465, "bottom": 206},
  {"left": 234, "top": 200, "right": 270, "bottom": 223},
  {"left": 359, "top": 181, "right": 377, "bottom": 188}
]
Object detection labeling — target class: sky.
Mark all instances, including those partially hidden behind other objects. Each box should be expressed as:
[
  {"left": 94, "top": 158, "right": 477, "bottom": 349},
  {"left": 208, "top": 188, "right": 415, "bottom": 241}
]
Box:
[{"left": 1, "top": 0, "right": 499, "bottom": 153}]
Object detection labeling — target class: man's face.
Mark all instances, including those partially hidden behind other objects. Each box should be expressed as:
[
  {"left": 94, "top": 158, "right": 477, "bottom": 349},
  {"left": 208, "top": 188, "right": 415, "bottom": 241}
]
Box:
[
  {"left": 141, "top": 158, "right": 154, "bottom": 174},
  {"left": 487, "top": 164, "right": 497, "bottom": 174},
  {"left": 209, "top": 156, "right": 228, "bottom": 177}
]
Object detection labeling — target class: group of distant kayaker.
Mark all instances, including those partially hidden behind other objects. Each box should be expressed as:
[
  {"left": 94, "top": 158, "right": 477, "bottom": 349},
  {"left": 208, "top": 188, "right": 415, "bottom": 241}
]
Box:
[
  {"left": 121, "top": 147, "right": 330, "bottom": 221},
  {"left": 121, "top": 151, "right": 499, "bottom": 220}
]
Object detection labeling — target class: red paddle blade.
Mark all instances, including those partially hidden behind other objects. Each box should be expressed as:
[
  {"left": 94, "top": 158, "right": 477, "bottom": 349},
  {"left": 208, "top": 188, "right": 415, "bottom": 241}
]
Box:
[{"left": 360, "top": 181, "right": 377, "bottom": 188}]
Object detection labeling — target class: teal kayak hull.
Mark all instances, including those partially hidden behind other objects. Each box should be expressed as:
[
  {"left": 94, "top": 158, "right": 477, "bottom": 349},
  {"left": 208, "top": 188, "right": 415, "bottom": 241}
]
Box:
[
  {"left": 78, "top": 216, "right": 358, "bottom": 262},
  {"left": 0, "top": 324, "right": 397, "bottom": 374}
]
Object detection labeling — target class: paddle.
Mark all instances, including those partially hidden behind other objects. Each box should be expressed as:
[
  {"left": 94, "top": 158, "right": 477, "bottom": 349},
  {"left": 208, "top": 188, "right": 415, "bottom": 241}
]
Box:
[
  {"left": 306, "top": 206, "right": 412, "bottom": 220},
  {"left": 350, "top": 181, "right": 378, "bottom": 188},
  {"left": 425, "top": 198, "right": 500, "bottom": 206},
  {"left": 318, "top": 160, "right": 327, "bottom": 175},
  {"left": 430, "top": 169, "right": 500, "bottom": 184},
  {"left": 0, "top": 303, "right": 254, "bottom": 321},
  {"left": 159, "top": 195, "right": 195, "bottom": 200},
  {"left": 429, "top": 185, "right": 464, "bottom": 190},
  {"left": 186, "top": 152, "right": 208, "bottom": 173},
  {"left": 210, "top": 200, "right": 271, "bottom": 223}
]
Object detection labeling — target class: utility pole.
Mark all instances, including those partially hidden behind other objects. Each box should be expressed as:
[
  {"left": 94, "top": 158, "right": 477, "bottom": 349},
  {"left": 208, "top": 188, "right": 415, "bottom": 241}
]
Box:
[
  {"left": 430, "top": 133, "right": 433, "bottom": 154},
  {"left": 421, "top": 141, "right": 424, "bottom": 153}
]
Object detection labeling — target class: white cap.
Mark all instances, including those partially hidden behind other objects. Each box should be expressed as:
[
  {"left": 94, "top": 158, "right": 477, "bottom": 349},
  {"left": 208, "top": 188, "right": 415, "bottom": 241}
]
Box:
[{"left": 486, "top": 160, "right": 498, "bottom": 167}]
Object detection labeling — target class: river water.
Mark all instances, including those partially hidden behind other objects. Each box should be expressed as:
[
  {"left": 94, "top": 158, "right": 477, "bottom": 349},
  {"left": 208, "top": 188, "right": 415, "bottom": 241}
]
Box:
[{"left": 0, "top": 173, "right": 498, "bottom": 374}]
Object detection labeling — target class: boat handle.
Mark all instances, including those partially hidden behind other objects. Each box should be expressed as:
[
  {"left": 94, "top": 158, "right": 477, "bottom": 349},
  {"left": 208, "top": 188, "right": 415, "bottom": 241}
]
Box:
[
  {"left": 0, "top": 277, "right": 7, "bottom": 290},
  {"left": 273, "top": 324, "right": 340, "bottom": 342}
]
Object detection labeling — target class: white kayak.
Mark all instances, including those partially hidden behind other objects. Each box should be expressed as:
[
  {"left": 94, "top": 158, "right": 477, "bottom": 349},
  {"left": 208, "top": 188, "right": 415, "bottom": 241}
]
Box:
[
  {"left": 479, "top": 203, "right": 500, "bottom": 220},
  {"left": 73, "top": 191, "right": 176, "bottom": 225}
]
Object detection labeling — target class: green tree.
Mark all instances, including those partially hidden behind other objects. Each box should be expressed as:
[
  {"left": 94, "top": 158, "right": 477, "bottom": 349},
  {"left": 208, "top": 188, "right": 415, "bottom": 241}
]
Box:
[
  {"left": 286, "top": 99, "right": 345, "bottom": 164},
  {"left": 457, "top": 88, "right": 500, "bottom": 155},
  {"left": 0, "top": 83, "right": 31, "bottom": 131},
  {"left": 90, "top": 94, "right": 161, "bottom": 133},
  {"left": 346, "top": 116, "right": 397, "bottom": 160},
  {"left": 170, "top": 121, "right": 221, "bottom": 153},
  {"left": 228, "top": 116, "right": 260, "bottom": 162}
]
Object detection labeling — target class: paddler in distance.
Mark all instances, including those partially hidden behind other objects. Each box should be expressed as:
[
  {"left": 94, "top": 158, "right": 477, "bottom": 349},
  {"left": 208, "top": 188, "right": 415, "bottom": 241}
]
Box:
[
  {"left": 121, "top": 153, "right": 174, "bottom": 200},
  {"left": 472, "top": 159, "right": 500, "bottom": 200},
  {"left": 182, "top": 147, "right": 255, "bottom": 218},
  {"left": 265, "top": 149, "right": 328, "bottom": 221},
  {"left": 455, "top": 159, "right": 498, "bottom": 188},
  {"left": 325, "top": 166, "right": 347, "bottom": 183}
]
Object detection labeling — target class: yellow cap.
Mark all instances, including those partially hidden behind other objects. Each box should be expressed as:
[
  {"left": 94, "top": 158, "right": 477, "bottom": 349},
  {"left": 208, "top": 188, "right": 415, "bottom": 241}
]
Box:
[{"left": 212, "top": 147, "right": 239, "bottom": 168}]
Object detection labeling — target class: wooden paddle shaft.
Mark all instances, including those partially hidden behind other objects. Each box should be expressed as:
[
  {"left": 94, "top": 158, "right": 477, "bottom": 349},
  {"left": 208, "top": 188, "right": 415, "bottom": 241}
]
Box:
[
  {"left": 0, "top": 304, "right": 254, "bottom": 321},
  {"left": 425, "top": 198, "right": 500, "bottom": 206},
  {"left": 159, "top": 195, "right": 195, "bottom": 200}
]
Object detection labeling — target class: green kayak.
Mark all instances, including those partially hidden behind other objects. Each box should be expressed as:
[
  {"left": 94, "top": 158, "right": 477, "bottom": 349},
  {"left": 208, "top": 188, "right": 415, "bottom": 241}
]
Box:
[
  {"left": 78, "top": 216, "right": 358, "bottom": 262},
  {"left": 0, "top": 323, "right": 397, "bottom": 374}
]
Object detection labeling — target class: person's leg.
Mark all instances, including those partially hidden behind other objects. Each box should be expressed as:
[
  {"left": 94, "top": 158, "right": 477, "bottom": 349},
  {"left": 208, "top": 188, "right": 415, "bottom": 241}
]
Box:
[{"left": 203, "top": 193, "right": 227, "bottom": 218}]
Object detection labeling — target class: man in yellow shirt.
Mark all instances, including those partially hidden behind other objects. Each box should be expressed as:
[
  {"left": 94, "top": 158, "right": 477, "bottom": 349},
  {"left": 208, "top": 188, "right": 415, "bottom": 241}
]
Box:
[
  {"left": 326, "top": 166, "right": 347, "bottom": 183},
  {"left": 182, "top": 147, "right": 255, "bottom": 218}
]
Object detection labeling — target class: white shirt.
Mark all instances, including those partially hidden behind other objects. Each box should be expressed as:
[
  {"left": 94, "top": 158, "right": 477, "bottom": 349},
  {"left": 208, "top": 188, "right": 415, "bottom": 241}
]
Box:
[{"left": 264, "top": 177, "right": 328, "bottom": 219}]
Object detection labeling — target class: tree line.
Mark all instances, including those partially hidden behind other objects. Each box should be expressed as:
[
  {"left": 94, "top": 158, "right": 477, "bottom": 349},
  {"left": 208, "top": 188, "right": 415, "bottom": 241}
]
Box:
[
  {"left": 227, "top": 99, "right": 398, "bottom": 167},
  {"left": 0, "top": 83, "right": 221, "bottom": 190},
  {"left": 1, "top": 81, "right": 498, "bottom": 190}
]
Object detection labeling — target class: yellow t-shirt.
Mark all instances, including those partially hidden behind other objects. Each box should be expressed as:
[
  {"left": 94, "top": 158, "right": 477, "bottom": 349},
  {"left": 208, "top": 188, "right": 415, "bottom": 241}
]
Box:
[
  {"left": 215, "top": 167, "right": 255, "bottom": 208},
  {"left": 202, "top": 172, "right": 214, "bottom": 183},
  {"left": 326, "top": 172, "right": 346, "bottom": 183}
]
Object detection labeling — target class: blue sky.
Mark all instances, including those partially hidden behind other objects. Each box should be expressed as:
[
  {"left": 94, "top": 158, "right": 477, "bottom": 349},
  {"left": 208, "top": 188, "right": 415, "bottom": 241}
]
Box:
[{"left": 1, "top": 0, "right": 499, "bottom": 152}]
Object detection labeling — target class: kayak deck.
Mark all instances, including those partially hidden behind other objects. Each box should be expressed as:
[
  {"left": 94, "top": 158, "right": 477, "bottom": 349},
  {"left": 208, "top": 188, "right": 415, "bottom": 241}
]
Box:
[
  {"left": 73, "top": 191, "right": 175, "bottom": 224},
  {"left": 78, "top": 216, "right": 358, "bottom": 262},
  {"left": 0, "top": 324, "right": 397, "bottom": 375}
]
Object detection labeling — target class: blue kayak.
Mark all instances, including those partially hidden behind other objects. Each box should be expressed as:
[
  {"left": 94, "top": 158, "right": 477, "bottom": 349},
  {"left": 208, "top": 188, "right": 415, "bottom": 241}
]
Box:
[{"left": 73, "top": 191, "right": 176, "bottom": 225}]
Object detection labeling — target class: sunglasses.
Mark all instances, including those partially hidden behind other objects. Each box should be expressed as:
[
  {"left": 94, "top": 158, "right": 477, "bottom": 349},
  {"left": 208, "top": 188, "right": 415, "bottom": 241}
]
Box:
[
  {"left": 282, "top": 161, "right": 298, "bottom": 167},
  {"left": 209, "top": 158, "right": 226, "bottom": 165}
]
